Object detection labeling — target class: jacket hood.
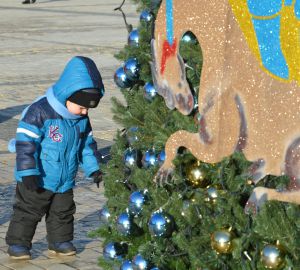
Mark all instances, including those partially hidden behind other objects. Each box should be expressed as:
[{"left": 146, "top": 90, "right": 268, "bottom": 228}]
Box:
[{"left": 52, "top": 56, "right": 105, "bottom": 106}]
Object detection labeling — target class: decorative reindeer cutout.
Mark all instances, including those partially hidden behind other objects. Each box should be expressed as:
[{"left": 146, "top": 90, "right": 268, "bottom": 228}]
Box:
[{"left": 151, "top": 0, "right": 300, "bottom": 211}]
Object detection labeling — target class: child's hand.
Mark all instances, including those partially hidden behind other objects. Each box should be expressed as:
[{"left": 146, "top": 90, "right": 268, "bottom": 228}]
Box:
[
  {"left": 91, "top": 170, "right": 103, "bottom": 188},
  {"left": 22, "top": 175, "right": 40, "bottom": 191}
]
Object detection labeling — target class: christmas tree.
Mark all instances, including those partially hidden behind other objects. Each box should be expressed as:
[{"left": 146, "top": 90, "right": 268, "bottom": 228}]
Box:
[{"left": 95, "top": 0, "right": 300, "bottom": 269}]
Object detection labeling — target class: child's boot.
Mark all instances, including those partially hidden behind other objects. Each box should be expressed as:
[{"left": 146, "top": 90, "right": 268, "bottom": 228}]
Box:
[
  {"left": 7, "top": 245, "right": 31, "bottom": 260},
  {"left": 48, "top": 241, "right": 76, "bottom": 256}
]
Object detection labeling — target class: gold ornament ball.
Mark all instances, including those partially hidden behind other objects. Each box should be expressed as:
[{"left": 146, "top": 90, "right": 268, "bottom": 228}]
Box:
[
  {"left": 211, "top": 229, "right": 234, "bottom": 254},
  {"left": 186, "top": 161, "right": 209, "bottom": 188},
  {"left": 261, "top": 244, "right": 285, "bottom": 269}
]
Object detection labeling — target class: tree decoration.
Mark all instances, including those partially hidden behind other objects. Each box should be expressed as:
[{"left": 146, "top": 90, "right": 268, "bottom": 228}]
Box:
[
  {"left": 181, "top": 31, "right": 198, "bottom": 44},
  {"left": 117, "top": 212, "right": 134, "bottom": 235},
  {"left": 261, "top": 243, "right": 286, "bottom": 269},
  {"left": 123, "top": 148, "right": 139, "bottom": 168},
  {"left": 121, "top": 260, "right": 134, "bottom": 270},
  {"left": 132, "top": 254, "right": 149, "bottom": 270},
  {"left": 127, "top": 126, "right": 139, "bottom": 145},
  {"left": 103, "top": 242, "right": 127, "bottom": 261},
  {"left": 185, "top": 161, "right": 209, "bottom": 188},
  {"left": 143, "top": 82, "right": 157, "bottom": 102},
  {"left": 140, "top": 10, "right": 154, "bottom": 23},
  {"left": 142, "top": 148, "right": 158, "bottom": 168},
  {"left": 211, "top": 228, "right": 235, "bottom": 254},
  {"left": 128, "top": 29, "right": 139, "bottom": 47},
  {"left": 114, "top": 66, "right": 133, "bottom": 88},
  {"left": 204, "top": 185, "right": 221, "bottom": 204},
  {"left": 124, "top": 58, "right": 140, "bottom": 81},
  {"left": 98, "top": 206, "right": 111, "bottom": 226},
  {"left": 128, "top": 190, "right": 149, "bottom": 216},
  {"left": 148, "top": 210, "right": 175, "bottom": 237}
]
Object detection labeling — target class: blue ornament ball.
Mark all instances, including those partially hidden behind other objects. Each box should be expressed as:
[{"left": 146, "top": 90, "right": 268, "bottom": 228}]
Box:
[
  {"left": 123, "top": 148, "right": 138, "bottom": 168},
  {"left": 114, "top": 67, "right": 133, "bottom": 88},
  {"left": 103, "top": 242, "right": 126, "bottom": 261},
  {"left": 157, "top": 150, "right": 165, "bottom": 166},
  {"left": 143, "top": 82, "right": 157, "bottom": 102},
  {"left": 148, "top": 211, "right": 174, "bottom": 237},
  {"left": 117, "top": 212, "right": 133, "bottom": 235},
  {"left": 7, "top": 138, "right": 16, "bottom": 153},
  {"left": 120, "top": 260, "right": 134, "bottom": 270},
  {"left": 98, "top": 206, "right": 111, "bottom": 225},
  {"left": 124, "top": 58, "right": 140, "bottom": 81},
  {"left": 142, "top": 149, "right": 158, "bottom": 168},
  {"left": 127, "top": 126, "right": 139, "bottom": 145},
  {"left": 150, "top": 268, "right": 160, "bottom": 270},
  {"left": 140, "top": 10, "right": 154, "bottom": 23},
  {"left": 132, "top": 254, "right": 149, "bottom": 270},
  {"left": 128, "top": 190, "right": 149, "bottom": 216},
  {"left": 128, "top": 29, "right": 139, "bottom": 47},
  {"left": 181, "top": 31, "right": 198, "bottom": 44}
]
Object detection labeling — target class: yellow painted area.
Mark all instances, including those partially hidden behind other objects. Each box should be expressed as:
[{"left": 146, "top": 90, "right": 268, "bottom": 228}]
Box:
[{"left": 229, "top": 0, "right": 300, "bottom": 85}]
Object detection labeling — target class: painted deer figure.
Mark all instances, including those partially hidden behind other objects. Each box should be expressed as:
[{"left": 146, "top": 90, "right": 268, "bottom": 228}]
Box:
[{"left": 151, "top": 0, "right": 300, "bottom": 211}]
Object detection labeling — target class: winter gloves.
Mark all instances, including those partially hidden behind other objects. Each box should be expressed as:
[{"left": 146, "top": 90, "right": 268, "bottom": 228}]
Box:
[
  {"left": 22, "top": 175, "right": 40, "bottom": 191},
  {"left": 91, "top": 170, "right": 103, "bottom": 188}
]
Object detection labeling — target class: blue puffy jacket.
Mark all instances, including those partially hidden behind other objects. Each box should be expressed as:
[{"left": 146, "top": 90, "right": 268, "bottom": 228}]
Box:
[{"left": 15, "top": 56, "right": 105, "bottom": 193}]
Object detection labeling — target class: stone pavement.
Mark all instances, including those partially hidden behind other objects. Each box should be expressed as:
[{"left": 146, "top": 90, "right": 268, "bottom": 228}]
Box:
[{"left": 0, "top": 0, "right": 138, "bottom": 268}]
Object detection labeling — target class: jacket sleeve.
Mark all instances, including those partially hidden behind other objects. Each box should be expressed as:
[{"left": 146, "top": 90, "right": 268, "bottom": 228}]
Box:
[
  {"left": 80, "top": 118, "right": 100, "bottom": 177},
  {"left": 16, "top": 104, "right": 44, "bottom": 178}
]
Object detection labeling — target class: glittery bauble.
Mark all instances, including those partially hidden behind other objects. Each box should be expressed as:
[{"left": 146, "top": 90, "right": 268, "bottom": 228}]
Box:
[
  {"left": 181, "top": 31, "right": 198, "bottom": 44},
  {"left": 103, "top": 242, "right": 126, "bottom": 261},
  {"left": 148, "top": 211, "right": 174, "bottom": 237},
  {"left": 114, "top": 67, "right": 133, "bottom": 88},
  {"left": 128, "top": 29, "right": 139, "bottom": 47},
  {"left": 140, "top": 10, "right": 154, "bottom": 23},
  {"left": 142, "top": 149, "right": 158, "bottom": 168},
  {"left": 128, "top": 190, "right": 149, "bottom": 216},
  {"left": 123, "top": 148, "right": 138, "bottom": 168},
  {"left": 150, "top": 268, "right": 160, "bottom": 270},
  {"left": 261, "top": 244, "right": 285, "bottom": 269},
  {"left": 211, "top": 229, "right": 234, "bottom": 254},
  {"left": 127, "top": 126, "right": 139, "bottom": 145},
  {"left": 120, "top": 260, "right": 134, "bottom": 270},
  {"left": 186, "top": 161, "right": 209, "bottom": 188},
  {"left": 132, "top": 254, "right": 149, "bottom": 270},
  {"left": 144, "top": 82, "right": 157, "bottom": 102},
  {"left": 124, "top": 58, "right": 140, "bottom": 81},
  {"left": 117, "top": 212, "right": 134, "bottom": 235},
  {"left": 98, "top": 206, "right": 111, "bottom": 225}
]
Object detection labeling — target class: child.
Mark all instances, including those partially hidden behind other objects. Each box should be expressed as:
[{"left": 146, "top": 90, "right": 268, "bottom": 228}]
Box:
[{"left": 5, "top": 56, "right": 104, "bottom": 259}]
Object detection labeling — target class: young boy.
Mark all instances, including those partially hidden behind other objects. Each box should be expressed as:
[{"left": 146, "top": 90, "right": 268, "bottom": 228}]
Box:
[{"left": 5, "top": 56, "right": 104, "bottom": 259}]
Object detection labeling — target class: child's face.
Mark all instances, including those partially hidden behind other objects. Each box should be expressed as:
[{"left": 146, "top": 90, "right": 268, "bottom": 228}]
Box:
[{"left": 66, "top": 100, "right": 89, "bottom": 116}]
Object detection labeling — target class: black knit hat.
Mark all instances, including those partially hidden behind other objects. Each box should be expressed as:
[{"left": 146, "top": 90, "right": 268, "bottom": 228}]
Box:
[{"left": 68, "top": 88, "right": 103, "bottom": 108}]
